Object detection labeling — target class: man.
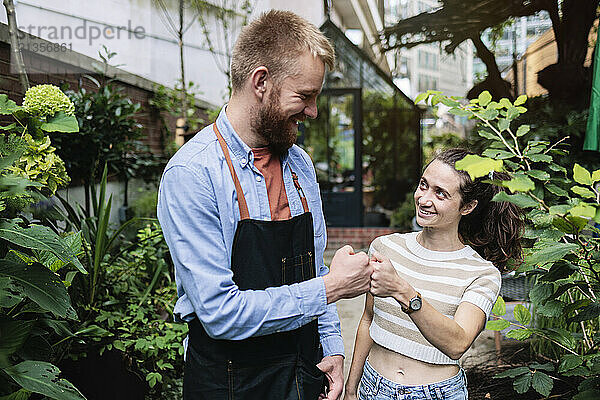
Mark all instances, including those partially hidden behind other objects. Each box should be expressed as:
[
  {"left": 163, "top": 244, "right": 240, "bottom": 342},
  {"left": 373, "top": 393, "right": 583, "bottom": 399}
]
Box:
[{"left": 157, "top": 10, "right": 372, "bottom": 400}]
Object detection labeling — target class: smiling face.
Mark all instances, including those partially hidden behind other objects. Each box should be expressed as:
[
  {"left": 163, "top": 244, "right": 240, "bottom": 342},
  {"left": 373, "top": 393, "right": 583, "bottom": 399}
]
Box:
[
  {"left": 414, "top": 160, "right": 477, "bottom": 231},
  {"left": 251, "top": 51, "right": 325, "bottom": 155}
]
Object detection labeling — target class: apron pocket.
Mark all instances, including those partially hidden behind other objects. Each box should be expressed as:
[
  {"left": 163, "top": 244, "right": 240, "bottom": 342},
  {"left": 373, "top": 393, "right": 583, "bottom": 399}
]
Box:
[
  {"left": 296, "top": 357, "right": 327, "bottom": 400},
  {"left": 282, "top": 251, "right": 315, "bottom": 285},
  {"left": 183, "top": 345, "right": 228, "bottom": 399},
  {"left": 233, "top": 355, "right": 298, "bottom": 400}
]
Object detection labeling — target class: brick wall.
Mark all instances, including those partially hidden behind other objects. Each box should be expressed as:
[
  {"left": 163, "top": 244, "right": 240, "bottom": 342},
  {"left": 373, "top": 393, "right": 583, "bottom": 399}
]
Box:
[
  {"left": 0, "top": 39, "right": 208, "bottom": 155},
  {"left": 326, "top": 227, "right": 400, "bottom": 251}
]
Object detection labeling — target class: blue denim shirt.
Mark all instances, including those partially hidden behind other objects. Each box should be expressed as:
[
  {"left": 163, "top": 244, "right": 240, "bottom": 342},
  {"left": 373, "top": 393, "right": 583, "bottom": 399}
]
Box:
[{"left": 157, "top": 107, "right": 343, "bottom": 357}]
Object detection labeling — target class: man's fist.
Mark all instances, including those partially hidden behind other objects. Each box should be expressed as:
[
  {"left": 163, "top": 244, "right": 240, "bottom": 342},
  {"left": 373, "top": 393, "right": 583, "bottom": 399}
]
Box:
[{"left": 323, "top": 245, "right": 372, "bottom": 303}]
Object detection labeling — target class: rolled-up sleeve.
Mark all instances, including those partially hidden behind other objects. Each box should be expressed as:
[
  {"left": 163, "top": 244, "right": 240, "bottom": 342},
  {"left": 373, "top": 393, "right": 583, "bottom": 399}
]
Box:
[{"left": 158, "top": 164, "right": 330, "bottom": 340}]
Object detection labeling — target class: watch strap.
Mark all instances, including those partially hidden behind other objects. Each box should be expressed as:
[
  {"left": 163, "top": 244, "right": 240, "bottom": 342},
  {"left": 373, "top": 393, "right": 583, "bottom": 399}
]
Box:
[{"left": 401, "top": 291, "right": 421, "bottom": 314}]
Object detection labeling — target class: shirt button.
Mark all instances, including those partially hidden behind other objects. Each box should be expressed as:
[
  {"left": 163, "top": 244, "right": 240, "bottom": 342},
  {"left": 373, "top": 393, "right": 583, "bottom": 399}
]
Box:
[
  {"left": 255, "top": 176, "right": 262, "bottom": 182},
  {"left": 240, "top": 159, "right": 247, "bottom": 167}
]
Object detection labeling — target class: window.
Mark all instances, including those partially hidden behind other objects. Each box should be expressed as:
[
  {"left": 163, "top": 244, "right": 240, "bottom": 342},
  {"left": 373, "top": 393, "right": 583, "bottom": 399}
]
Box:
[
  {"left": 418, "top": 74, "right": 437, "bottom": 92},
  {"left": 418, "top": 50, "right": 438, "bottom": 70}
]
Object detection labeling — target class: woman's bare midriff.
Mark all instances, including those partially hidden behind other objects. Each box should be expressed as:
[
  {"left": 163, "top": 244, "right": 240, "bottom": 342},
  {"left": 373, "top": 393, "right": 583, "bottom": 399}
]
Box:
[{"left": 367, "top": 342, "right": 459, "bottom": 386}]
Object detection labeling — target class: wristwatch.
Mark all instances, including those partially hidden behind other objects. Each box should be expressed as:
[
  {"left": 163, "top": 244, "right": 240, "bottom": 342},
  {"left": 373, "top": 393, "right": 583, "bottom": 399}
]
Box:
[{"left": 401, "top": 291, "right": 422, "bottom": 314}]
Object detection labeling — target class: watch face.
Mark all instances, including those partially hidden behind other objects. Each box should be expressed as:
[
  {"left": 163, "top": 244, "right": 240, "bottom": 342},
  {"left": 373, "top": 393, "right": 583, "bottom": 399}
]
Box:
[{"left": 410, "top": 297, "right": 422, "bottom": 311}]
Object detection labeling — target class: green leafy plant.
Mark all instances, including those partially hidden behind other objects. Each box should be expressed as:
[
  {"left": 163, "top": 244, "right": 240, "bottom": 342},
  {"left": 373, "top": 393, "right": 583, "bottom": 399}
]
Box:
[
  {"left": 50, "top": 48, "right": 160, "bottom": 215},
  {"left": 83, "top": 223, "right": 186, "bottom": 399},
  {"left": 416, "top": 89, "right": 600, "bottom": 399},
  {"left": 0, "top": 88, "right": 86, "bottom": 399}
]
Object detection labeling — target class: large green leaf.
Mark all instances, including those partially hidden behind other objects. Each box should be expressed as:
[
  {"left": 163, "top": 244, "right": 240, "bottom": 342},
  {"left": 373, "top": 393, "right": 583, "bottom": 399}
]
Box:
[
  {"left": 526, "top": 170, "right": 550, "bottom": 181},
  {"left": 495, "top": 366, "right": 529, "bottom": 378},
  {"left": 480, "top": 108, "right": 499, "bottom": 120},
  {"left": 571, "top": 186, "right": 596, "bottom": 199},
  {"left": 491, "top": 296, "right": 506, "bottom": 316},
  {"left": 516, "top": 125, "right": 530, "bottom": 136},
  {"left": 513, "top": 304, "right": 532, "bottom": 325},
  {"left": 568, "top": 302, "right": 600, "bottom": 323},
  {"left": 0, "top": 277, "right": 23, "bottom": 308},
  {"left": 40, "top": 112, "right": 79, "bottom": 133},
  {"left": 33, "top": 232, "right": 83, "bottom": 272},
  {"left": 536, "top": 300, "right": 565, "bottom": 317},
  {"left": 0, "top": 220, "right": 86, "bottom": 274},
  {"left": 506, "top": 329, "right": 533, "bottom": 340},
  {"left": 502, "top": 174, "right": 535, "bottom": 192},
  {"left": 531, "top": 371, "right": 553, "bottom": 397},
  {"left": 492, "top": 191, "right": 538, "bottom": 208},
  {"left": 574, "top": 390, "right": 600, "bottom": 400},
  {"left": 0, "top": 94, "right": 21, "bottom": 115},
  {"left": 448, "top": 108, "right": 471, "bottom": 117},
  {"left": 498, "top": 118, "right": 510, "bottom": 131},
  {"left": 573, "top": 164, "right": 593, "bottom": 185},
  {"left": 482, "top": 148, "right": 514, "bottom": 160},
  {"left": 0, "top": 260, "right": 73, "bottom": 318},
  {"left": 486, "top": 319, "right": 510, "bottom": 331},
  {"left": 514, "top": 95, "right": 527, "bottom": 106},
  {"left": 559, "top": 355, "right": 584, "bottom": 373},
  {"left": 525, "top": 241, "right": 578, "bottom": 266},
  {"left": 513, "top": 372, "right": 532, "bottom": 394},
  {"left": 3, "top": 361, "right": 86, "bottom": 400},
  {"left": 545, "top": 183, "right": 568, "bottom": 197},
  {"left": 478, "top": 91, "right": 492, "bottom": 107},
  {"left": 455, "top": 154, "right": 503, "bottom": 179},
  {"left": 552, "top": 215, "right": 588, "bottom": 234},
  {"left": 477, "top": 129, "right": 499, "bottom": 140},
  {"left": 569, "top": 203, "right": 597, "bottom": 219},
  {"left": 542, "top": 327, "right": 577, "bottom": 349},
  {"left": 0, "top": 319, "right": 35, "bottom": 368},
  {"left": 527, "top": 153, "right": 552, "bottom": 163},
  {"left": 529, "top": 283, "right": 553, "bottom": 303},
  {"left": 539, "top": 261, "right": 578, "bottom": 282}
]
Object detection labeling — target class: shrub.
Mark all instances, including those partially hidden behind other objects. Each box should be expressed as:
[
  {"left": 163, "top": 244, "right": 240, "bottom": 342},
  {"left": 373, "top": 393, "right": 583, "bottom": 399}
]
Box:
[{"left": 416, "top": 90, "right": 600, "bottom": 399}]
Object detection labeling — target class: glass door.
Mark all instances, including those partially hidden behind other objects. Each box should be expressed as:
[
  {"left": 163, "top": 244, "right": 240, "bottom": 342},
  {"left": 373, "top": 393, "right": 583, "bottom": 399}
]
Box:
[{"left": 301, "top": 88, "right": 362, "bottom": 226}]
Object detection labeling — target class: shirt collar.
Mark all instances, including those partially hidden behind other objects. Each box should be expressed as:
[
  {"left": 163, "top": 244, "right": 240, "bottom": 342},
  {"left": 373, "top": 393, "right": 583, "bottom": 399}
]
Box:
[
  {"left": 215, "top": 105, "right": 253, "bottom": 164},
  {"left": 215, "top": 105, "right": 291, "bottom": 165}
]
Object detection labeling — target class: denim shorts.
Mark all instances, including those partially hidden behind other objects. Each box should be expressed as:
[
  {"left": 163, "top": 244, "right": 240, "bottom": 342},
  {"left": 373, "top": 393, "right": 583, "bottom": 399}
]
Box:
[{"left": 358, "top": 359, "right": 468, "bottom": 400}]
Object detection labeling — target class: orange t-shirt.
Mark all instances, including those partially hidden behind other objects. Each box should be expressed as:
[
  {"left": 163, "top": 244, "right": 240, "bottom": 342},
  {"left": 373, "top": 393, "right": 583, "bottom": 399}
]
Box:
[{"left": 251, "top": 148, "right": 292, "bottom": 221}]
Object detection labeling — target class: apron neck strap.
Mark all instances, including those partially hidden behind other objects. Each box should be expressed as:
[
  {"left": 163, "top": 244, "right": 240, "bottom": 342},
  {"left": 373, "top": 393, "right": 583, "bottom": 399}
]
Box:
[
  {"left": 291, "top": 172, "right": 310, "bottom": 213},
  {"left": 213, "top": 124, "right": 250, "bottom": 220},
  {"left": 213, "top": 123, "right": 311, "bottom": 218}
]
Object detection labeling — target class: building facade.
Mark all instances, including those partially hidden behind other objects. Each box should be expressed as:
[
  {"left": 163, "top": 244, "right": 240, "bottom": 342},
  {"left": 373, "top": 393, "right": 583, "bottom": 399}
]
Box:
[
  {"left": 384, "top": 0, "right": 474, "bottom": 99},
  {"left": 1, "top": 0, "right": 393, "bottom": 106},
  {"left": 472, "top": 12, "right": 553, "bottom": 84}
]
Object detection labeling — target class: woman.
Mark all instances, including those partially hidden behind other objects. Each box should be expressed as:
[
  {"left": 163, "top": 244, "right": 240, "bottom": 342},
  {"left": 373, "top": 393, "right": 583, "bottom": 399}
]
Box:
[{"left": 344, "top": 149, "right": 523, "bottom": 400}]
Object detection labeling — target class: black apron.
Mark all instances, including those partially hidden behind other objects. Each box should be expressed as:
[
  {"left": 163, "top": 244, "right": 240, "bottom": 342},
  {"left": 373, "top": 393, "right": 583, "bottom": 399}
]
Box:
[{"left": 183, "top": 124, "right": 326, "bottom": 400}]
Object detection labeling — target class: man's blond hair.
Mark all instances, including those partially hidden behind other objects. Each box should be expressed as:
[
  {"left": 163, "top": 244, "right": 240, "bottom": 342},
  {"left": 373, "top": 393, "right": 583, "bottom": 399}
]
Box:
[{"left": 230, "top": 10, "right": 335, "bottom": 92}]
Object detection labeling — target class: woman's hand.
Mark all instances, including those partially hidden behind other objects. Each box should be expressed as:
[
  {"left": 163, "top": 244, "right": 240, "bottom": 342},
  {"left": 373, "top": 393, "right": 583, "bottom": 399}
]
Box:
[
  {"left": 342, "top": 389, "right": 358, "bottom": 400},
  {"left": 369, "top": 251, "right": 416, "bottom": 305}
]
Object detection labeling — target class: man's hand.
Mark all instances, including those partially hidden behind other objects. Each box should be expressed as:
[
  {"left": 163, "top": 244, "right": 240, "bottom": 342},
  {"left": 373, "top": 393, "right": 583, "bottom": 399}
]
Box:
[
  {"left": 323, "top": 245, "right": 372, "bottom": 303},
  {"left": 316, "top": 355, "right": 344, "bottom": 400},
  {"left": 369, "top": 251, "right": 415, "bottom": 305}
]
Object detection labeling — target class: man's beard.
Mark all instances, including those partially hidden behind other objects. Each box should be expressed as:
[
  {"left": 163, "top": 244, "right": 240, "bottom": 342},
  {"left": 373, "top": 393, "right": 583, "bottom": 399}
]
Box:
[{"left": 251, "top": 91, "right": 300, "bottom": 156}]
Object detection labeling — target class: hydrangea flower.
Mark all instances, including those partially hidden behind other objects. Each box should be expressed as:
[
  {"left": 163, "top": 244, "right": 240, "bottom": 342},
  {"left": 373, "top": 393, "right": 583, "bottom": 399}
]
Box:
[{"left": 22, "top": 84, "right": 75, "bottom": 117}]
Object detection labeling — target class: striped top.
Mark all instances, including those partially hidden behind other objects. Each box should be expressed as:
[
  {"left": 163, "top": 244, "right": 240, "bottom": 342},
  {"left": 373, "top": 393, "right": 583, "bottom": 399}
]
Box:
[{"left": 369, "top": 232, "right": 501, "bottom": 365}]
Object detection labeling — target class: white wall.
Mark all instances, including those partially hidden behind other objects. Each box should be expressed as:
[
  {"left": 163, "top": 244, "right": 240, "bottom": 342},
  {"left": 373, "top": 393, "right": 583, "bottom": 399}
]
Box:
[
  {"left": 2, "top": 0, "right": 233, "bottom": 104},
  {"left": 1, "top": 1, "right": 379, "bottom": 106}
]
